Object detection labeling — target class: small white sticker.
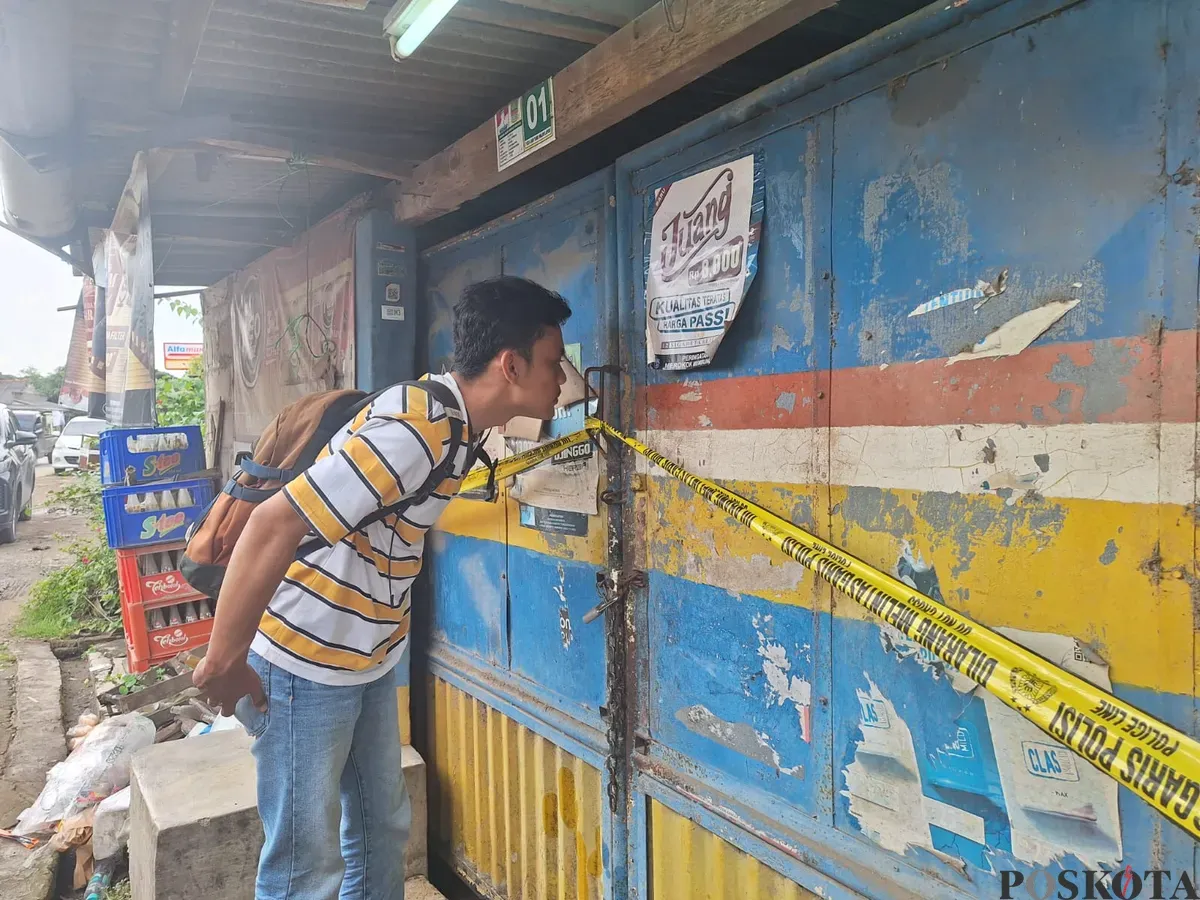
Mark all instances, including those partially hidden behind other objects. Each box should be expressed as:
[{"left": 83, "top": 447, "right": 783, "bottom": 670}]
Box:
[
  {"left": 381, "top": 306, "right": 405, "bottom": 322},
  {"left": 385, "top": 283, "right": 401, "bottom": 303}
]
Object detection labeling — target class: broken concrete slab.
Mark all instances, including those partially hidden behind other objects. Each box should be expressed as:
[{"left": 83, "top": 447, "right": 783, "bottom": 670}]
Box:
[
  {"left": 130, "top": 731, "right": 430, "bottom": 899},
  {"left": 0, "top": 642, "right": 66, "bottom": 900},
  {"left": 1, "top": 644, "right": 66, "bottom": 820}
]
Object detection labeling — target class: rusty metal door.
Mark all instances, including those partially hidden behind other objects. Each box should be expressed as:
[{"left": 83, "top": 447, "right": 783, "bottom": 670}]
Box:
[
  {"left": 614, "top": 0, "right": 1200, "bottom": 897},
  {"left": 418, "top": 171, "right": 624, "bottom": 900}
]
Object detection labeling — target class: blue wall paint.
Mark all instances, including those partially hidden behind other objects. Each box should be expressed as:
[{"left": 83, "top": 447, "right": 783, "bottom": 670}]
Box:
[
  {"left": 427, "top": 531, "right": 507, "bottom": 668},
  {"left": 830, "top": 0, "right": 1172, "bottom": 369},
  {"left": 507, "top": 546, "right": 607, "bottom": 717},
  {"left": 354, "top": 210, "right": 417, "bottom": 390}
]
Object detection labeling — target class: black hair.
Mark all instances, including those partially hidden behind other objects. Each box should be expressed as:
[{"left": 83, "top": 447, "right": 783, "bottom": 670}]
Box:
[{"left": 452, "top": 276, "right": 571, "bottom": 379}]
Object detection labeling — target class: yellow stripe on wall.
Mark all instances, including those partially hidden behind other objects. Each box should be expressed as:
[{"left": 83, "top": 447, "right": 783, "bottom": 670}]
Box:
[
  {"left": 642, "top": 477, "right": 1194, "bottom": 695},
  {"left": 649, "top": 799, "right": 818, "bottom": 900},
  {"left": 427, "top": 676, "right": 603, "bottom": 900}
]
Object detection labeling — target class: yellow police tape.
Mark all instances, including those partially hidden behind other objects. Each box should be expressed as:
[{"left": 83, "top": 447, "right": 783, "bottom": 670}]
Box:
[{"left": 459, "top": 418, "right": 1200, "bottom": 841}]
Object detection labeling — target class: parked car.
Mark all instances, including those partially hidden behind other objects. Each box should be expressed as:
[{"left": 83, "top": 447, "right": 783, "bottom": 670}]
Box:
[
  {"left": 52, "top": 416, "right": 109, "bottom": 475},
  {"left": 0, "top": 404, "right": 38, "bottom": 543},
  {"left": 12, "top": 409, "right": 55, "bottom": 461}
]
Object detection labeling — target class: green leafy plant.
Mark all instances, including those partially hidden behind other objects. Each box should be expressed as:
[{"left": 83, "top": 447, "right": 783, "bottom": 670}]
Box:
[
  {"left": 15, "top": 473, "right": 121, "bottom": 640},
  {"left": 156, "top": 356, "right": 205, "bottom": 432}
]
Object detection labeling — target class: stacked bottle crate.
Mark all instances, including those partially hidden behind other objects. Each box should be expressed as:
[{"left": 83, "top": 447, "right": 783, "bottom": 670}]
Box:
[{"left": 99, "top": 426, "right": 215, "bottom": 672}]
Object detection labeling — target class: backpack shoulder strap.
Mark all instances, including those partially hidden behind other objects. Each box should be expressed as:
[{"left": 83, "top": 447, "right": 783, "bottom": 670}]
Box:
[{"left": 354, "top": 379, "right": 470, "bottom": 530}]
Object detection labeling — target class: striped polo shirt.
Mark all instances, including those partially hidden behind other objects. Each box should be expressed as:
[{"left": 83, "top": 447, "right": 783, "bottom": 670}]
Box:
[{"left": 249, "top": 374, "right": 473, "bottom": 686}]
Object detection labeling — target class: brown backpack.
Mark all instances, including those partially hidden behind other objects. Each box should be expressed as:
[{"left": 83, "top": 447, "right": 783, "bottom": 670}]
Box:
[{"left": 179, "top": 380, "right": 493, "bottom": 600}]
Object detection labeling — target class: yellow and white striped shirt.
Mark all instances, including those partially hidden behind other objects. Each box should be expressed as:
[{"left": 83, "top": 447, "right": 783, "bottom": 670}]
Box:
[{"left": 250, "top": 374, "right": 472, "bottom": 685}]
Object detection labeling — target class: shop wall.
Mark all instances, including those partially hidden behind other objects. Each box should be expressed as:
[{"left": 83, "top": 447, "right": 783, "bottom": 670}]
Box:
[
  {"left": 616, "top": 0, "right": 1200, "bottom": 896},
  {"left": 412, "top": 0, "right": 1200, "bottom": 896}
]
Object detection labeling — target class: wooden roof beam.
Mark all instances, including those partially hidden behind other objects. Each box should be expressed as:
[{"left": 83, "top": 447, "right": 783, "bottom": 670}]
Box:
[
  {"left": 156, "top": 0, "right": 216, "bottom": 111},
  {"left": 192, "top": 126, "right": 414, "bottom": 181},
  {"left": 393, "top": 0, "right": 836, "bottom": 223}
]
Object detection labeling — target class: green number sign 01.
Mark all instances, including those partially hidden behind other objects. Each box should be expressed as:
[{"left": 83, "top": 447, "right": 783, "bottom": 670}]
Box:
[{"left": 521, "top": 79, "right": 554, "bottom": 142}]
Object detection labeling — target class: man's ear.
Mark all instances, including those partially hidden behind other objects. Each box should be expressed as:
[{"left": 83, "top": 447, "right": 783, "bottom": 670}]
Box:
[{"left": 496, "top": 348, "right": 522, "bottom": 385}]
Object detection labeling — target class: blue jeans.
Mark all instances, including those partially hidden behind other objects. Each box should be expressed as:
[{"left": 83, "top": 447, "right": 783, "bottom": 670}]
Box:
[{"left": 234, "top": 651, "right": 410, "bottom": 900}]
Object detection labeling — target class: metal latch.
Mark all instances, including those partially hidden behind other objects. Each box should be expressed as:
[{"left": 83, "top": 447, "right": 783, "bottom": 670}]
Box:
[{"left": 583, "top": 569, "right": 647, "bottom": 624}]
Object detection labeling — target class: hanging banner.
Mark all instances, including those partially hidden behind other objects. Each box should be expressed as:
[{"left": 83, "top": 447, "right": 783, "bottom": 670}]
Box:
[
  {"left": 88, "top": 244, "right": 108, "bottom": 420},
  {"left": 104, "top": 153, "right": 156, "bottom": 426},
  {"left": 224, "top": 205, "right": 358, "bottom": 441},
  {"left": 60, "top": 278, "right": 97, "bottom": 411},
  {"left": 645, "top": 153, "right": 764, "bottom": 371}
]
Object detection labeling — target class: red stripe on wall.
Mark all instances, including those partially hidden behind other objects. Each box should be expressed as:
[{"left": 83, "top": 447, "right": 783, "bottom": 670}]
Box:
[{"left": 641, "top": 331, "right": 1196, "bottom": 431}]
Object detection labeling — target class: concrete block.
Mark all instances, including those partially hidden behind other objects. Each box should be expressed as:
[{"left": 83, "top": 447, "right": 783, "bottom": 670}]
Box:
[
  {"left": 402, "top": 745, "right": 428, "bottom": 878},
  {"left": 129, "top": 732, "right": 430, "bottom": 899},
  {"left": 405, "top": 875, "right": 448, "bottom": 900},
  {"left": 130, "top": 730, "right": 261, "bottom": 900}
]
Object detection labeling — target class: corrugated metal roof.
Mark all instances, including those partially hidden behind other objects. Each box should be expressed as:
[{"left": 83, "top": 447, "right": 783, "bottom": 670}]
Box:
[{"left": 59, "top": 0, "right": 932, "bottom": 285}]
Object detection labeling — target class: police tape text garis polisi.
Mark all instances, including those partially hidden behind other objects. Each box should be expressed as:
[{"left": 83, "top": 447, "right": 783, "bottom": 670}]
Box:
[{"left": 460, "top": 420, "right": 1200, "bottom": 841}]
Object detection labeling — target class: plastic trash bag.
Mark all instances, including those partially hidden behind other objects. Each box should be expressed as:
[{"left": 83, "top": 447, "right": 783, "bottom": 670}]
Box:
[
  {"left": 15, "top": 713, "right": 154, "bottom": 836},
  {"left": 92, "top": 786, "right": 132, "bottom": 861}
]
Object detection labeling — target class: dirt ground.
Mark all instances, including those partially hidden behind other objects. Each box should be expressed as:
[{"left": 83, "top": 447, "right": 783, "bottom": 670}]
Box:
[
  {"left": 0, "top": 465, "right": 95, "bottom": 637},
  {"left": 0, "top": 466, "right": 95, "bottom": 802}
]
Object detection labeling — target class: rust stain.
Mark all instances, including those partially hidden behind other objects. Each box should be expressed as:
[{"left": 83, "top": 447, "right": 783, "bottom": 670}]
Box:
[
  {"left": 543, "top": 791, "right": 559, "bottom": 839},
  {"left": 587, "top": 828, "right": 602, "bottom": 878},
  {"left": 559, "top": 766, "right": 579, "bottom": 830}
]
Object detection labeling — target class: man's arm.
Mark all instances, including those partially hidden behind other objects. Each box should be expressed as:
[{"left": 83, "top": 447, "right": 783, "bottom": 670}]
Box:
[{"left": 193, "top": 492, "right": 310, "bottom": 714}]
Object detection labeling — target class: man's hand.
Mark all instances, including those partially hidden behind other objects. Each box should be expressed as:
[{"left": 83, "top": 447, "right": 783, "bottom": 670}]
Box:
[
  {"left": 195, "top": 492, "right": 310, "bottom": 718},
  {"left": 194, "top": 655, "right": 267, "bottom": 718}
]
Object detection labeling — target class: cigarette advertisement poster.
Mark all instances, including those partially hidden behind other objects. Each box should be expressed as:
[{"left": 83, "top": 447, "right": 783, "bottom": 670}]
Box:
[{"left": 645, "top": 153, "right": 764, "bottom": 371}]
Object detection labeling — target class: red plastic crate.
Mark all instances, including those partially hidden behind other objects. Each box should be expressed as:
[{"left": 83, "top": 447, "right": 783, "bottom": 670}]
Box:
[
  {"left": 116, "top": 542, "right": 206, "bottom": 609},
  {"left": 116, "top": 542, "right": 215, "bottom": 672}
]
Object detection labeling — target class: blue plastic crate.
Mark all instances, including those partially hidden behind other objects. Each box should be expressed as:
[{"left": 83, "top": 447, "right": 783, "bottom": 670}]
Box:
[
  {"left": 100, "top": 425, "right": 205, "bottom": 486},
  {"left": 102, "top": 478, "right": 214, "bottom": 549}
]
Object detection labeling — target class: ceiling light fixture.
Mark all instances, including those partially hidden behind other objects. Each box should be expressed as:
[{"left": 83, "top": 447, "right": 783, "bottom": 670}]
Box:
[{"left": 383, "top": 0, "right": 460, "bottom": 59}]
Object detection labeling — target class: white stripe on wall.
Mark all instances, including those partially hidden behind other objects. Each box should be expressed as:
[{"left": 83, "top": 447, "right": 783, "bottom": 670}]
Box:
[{"left": 636, "top": 423, "right": 1198, "bottom": 506}]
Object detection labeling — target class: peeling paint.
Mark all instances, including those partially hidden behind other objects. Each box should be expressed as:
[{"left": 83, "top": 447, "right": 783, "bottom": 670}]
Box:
[
  {"left": 554, "top": 563, "right": 572, "bottom": 650},
  {"left": 1047, "top": 340, "right": 1139, "bottom": 421},
  {"left": 754, "top": 618, "right": 812, "bottom": 742},
  {"left": 678, "top": 379, "right": 703, "bottom": 402},
  {"left": 1099, "top": 539, "right": 1119, "bottom": 566},
  {"left": 979, "top": 470, "right": 1041, "bottom": 505},
  {"left": 771, "top": 325, "right": 795, "bottom": 354},
  {"left": 675, "top": 704, "right": 802, "bottom": 777},
  {"left": 896, "top": 541, "right": 944, "bottom": 603},
  {"left": 862, "top": 162, "right": 971, "bottom": 286},
  {"left": 775, "top": 391, "right": 797, "bottom": 413}
]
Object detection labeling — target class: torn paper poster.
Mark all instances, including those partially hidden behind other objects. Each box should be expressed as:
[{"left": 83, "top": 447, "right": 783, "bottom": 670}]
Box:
[
  {"left": 557, "top": 356, "right": 588, "bottom": 408},
  {"left": 502, "top": 415, "right": 544, "bottom": 441},
  {"left": 646, "top": 153, "right": 764, "bottom": 371},
  {"left": 946, "top": 299, "right": 1079, "bottom": 365},
  {"left": 908, "top": 270, "right": 1007, "bottom": 318},
  {"left": 509, "top": 435, "right": 600, "bottom": 516},
  {"left": 980, "top": 629, "right": 1123, "bottom": 868},
  {"left": 844, "top": 678, "right": 986, "bottom": 861}
]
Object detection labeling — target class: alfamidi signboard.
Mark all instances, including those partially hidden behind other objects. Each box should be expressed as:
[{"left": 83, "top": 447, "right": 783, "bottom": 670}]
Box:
[{"left": 645, "top": 153, "right": 764, "bottom": 371}]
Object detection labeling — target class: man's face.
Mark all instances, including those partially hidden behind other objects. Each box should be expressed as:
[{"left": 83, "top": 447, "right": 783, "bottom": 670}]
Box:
[{"left": 511, "top": 326, "right": 567, "bottom": 420}]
